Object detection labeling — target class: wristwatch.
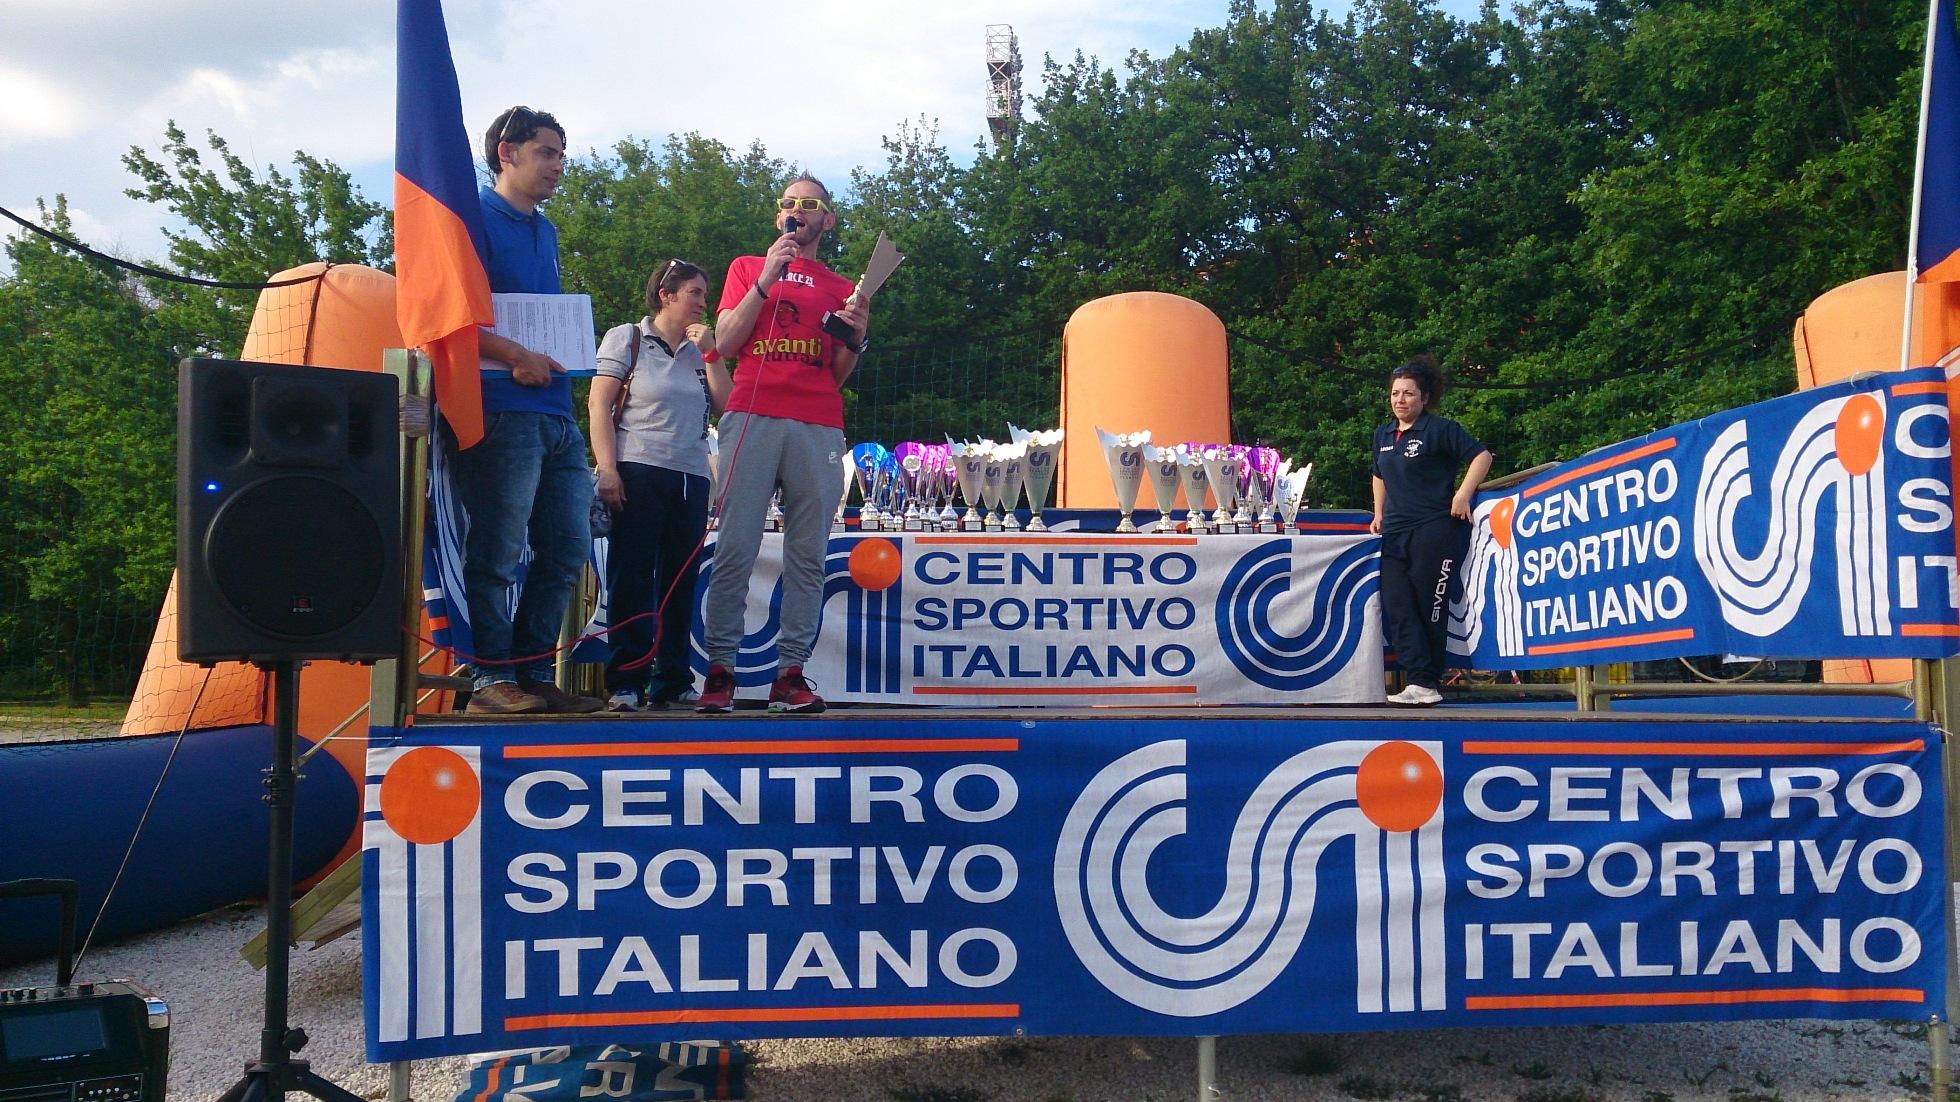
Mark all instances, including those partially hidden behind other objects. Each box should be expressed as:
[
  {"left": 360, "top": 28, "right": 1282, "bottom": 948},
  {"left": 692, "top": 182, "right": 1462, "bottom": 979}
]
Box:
[{"left": 851, "top": 334, "right": 871, "bottom": 355}]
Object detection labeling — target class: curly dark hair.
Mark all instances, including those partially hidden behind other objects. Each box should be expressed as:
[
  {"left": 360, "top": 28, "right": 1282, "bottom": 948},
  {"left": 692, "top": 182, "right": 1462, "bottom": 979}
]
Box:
[
  {"left": 482, "top": 106, "right": 566, "bottom": 176},
  {"left": 1388, "top": 353, "right": 1444, "bottom": 405}
]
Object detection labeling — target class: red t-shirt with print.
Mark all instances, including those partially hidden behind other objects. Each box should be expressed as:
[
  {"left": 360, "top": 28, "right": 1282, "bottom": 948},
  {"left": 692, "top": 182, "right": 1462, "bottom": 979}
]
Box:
[{"left": 718, "top": 254, "right": 853, "bottom": 429}]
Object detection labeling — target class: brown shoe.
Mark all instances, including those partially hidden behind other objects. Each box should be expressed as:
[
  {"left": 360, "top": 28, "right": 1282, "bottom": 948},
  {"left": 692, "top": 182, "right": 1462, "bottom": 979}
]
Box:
[
  {"left": 520, "top": 679, "right": 605, "bottom": 714},
  {"left": 466, "top": 681, "right": 548, "bottom": 715}
]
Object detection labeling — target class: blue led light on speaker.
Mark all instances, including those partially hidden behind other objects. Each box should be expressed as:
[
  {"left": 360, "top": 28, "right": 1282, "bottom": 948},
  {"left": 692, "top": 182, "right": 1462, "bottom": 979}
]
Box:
[{"left": 204, "top": 481, "right": 221, "bottom": 493}]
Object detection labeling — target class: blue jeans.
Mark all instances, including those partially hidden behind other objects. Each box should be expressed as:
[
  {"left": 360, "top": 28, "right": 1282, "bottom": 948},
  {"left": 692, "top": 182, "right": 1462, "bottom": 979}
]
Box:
[{"left": 445, "top": 411, "right": 592, "bottom": 688}]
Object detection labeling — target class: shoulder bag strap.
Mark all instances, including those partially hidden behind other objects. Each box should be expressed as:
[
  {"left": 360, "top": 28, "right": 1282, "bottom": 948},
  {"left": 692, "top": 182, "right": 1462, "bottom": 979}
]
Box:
[{"left": 610, "top": 323, "right": 641, "bottom": 426}]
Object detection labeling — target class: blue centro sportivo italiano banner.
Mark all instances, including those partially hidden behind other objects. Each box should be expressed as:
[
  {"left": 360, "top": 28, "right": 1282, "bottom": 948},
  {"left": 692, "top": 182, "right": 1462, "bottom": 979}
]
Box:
[
  {"left": 361, "top": 717, "right": 1942, "bottom": 1061},
  {"left": 603, "top": 529, "right": 1386, "bottom": 705},
  {"left": 1453, "top": 366, "right": 1960, "bottom": 669}
]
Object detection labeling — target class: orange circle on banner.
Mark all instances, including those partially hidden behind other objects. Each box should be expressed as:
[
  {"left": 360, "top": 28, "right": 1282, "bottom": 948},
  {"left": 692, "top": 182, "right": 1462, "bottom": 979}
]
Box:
[
  {"left": 1835, "top": 394, "right": 1884, "bottom": 477},
  {"left": 1355, "top": 741, "right": 1443, "bottom": 833},
  {"left": 1489, "top": 497, "right": 1516, "bottom": 550},
  {"left": 849, "top": 537, "right": 902, "bottom": 591},
  {"left": 380, "top": 746, "right": 480, "bottom": 845}
]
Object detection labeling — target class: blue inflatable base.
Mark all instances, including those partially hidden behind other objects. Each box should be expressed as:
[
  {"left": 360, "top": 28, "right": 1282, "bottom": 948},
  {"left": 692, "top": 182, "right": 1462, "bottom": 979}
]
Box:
[{"left": 0, "top": 724, "right": 358, "bottom": 969}]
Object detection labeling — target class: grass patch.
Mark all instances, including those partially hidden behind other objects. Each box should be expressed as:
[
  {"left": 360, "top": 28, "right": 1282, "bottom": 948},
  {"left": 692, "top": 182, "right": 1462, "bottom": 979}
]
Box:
[
  {"left": 1281, "top": 1038, "right": 1346, "bottom": 1076},
  {"left": 992, "top": 1039, "right": 1037, "bottom": 1066},
  {"left": 1516, "top": 1089, "right": 1599, "bottom": 1102},
  {"left": 887, "top": 1085, "right": 987, "bottom": 1102},
  {"left": 1511, "top": 1061, "right": 1555, "bottom": 1081},
  {"left": 0, "top": 701, "right": 128, "bottom": 720},
  {"left": 1339, "top": 1074, "right": 1398, "bottom": 1100}
]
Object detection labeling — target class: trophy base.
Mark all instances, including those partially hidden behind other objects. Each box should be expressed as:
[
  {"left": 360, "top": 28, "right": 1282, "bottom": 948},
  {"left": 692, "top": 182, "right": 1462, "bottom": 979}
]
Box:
[
  {"left": 961, "top": 519, "right": 986, "bottom": 532},
  {"left": 831, "top": 519, "right": 846, "bottom": 533},
  {"left": 1256, "top": 521, "right": 1280, "bottom": 534},
  {"left": 764, "top": 521, "right": 781, "bottom": 532},
  {"left": 1214, "top": 521, "right": 1239, "bottom": 535},
  {"left": 903, "top": 518, "right": 926, "bottom": 532},
  {"left": 1026, "top": 516, "right": 1047, "bottom": 532},
  {"left": 1115, "top": 515, "right": 1138, "bottom": 534},
  {"left": 941, "top": 518, "right": 960, "bottom": 532},
  {"left": 984, "top": 522, "right": 1004, "bottom": 533},
  {"left": 1002, "top": 517, "right": 1022, "bottom": 531},
  {"left": 861, "top": 517, "right": 883, "bottom": 532}
]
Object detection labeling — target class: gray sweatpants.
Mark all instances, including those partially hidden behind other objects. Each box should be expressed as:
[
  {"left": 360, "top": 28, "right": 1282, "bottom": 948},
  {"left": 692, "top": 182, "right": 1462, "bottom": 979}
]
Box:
[{"left": 704, "top": 411, "right": 847, "bottom": 669}]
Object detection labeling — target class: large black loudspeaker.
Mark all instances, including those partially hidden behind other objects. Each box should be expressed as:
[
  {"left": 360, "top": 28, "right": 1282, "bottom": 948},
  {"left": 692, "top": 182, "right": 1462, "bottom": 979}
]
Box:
[{"left": 177, "top": 359, "right": 402, "bottom": 663}]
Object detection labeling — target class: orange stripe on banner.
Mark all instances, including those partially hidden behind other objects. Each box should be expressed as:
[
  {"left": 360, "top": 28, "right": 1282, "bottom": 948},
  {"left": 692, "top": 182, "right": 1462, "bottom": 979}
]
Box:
[
  {"left": 913, "top": 535, "right": 1198, "bottom": 546},
  {"left": 506, "top": 1003, "right": 1022, "bottom": 1030},
  {"left": 1901, "top": 623, "right": 1960, "bottom": 636},
  {"left": 1466, "top": 987, "right": 1922, "bottom": 1011},
  {"left": 1890, "top": 381, "right": 1949, "bottom": 396},
  {"left": 1525, "top": 628, "right": 1696, "bottom": 655},
  {"left": 1522, "top": 440, "right": 1677, "bottom": 499},
  {"left": 1463, "top": 740, "right": 1924, "bottom": 756},
  {"left": 472, "top": 1056, "right": 510, "bottom": 1102},
  {"left": 504, "top": 738, "right": 1019, "bottom": 758},
  {"left": 911, "top": 684, "right": 1199, "bottom": 696}
]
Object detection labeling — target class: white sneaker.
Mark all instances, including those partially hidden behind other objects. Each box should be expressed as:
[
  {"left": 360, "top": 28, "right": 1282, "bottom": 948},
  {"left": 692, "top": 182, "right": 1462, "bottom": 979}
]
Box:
[
  {"left": 1386, "top": 684, "right": 1442, "bottom": 707},
  {"left": 606, "top": 689, "right": 643, "bottom": 713}
]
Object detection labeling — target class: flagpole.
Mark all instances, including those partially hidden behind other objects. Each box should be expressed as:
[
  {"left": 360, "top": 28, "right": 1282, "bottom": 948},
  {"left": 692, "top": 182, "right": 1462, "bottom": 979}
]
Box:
[{"left": 1903, "top": 0, "right": 1944, "bottom": 370}]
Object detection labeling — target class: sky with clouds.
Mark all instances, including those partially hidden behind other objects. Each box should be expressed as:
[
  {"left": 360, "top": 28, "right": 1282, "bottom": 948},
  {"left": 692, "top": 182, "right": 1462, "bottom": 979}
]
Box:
[{"left": 1, "top": 0, "right": 1481, "bottom": 272}]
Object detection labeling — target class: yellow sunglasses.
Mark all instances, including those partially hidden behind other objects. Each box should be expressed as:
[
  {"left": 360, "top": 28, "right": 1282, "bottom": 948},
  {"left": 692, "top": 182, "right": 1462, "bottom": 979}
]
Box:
[{"left": 776, "top": 197, "right": 833, "bottom": 213}]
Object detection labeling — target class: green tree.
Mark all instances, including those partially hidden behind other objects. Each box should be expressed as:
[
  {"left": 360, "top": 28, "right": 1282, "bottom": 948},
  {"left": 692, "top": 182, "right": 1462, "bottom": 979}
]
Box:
[
  {"left": 122, "top": 122, "right": 393, "bottom": 357},
  {"left": 0, "top": 200, "right": 178, "bottom": 702},
  {"left": 552, "top": 133, "right": 789, "bottom": 329}
]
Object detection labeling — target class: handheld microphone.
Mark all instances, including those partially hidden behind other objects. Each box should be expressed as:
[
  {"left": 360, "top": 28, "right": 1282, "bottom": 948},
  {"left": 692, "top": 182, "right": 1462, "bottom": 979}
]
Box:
[{"left": 783, "top": 216, "right": 803, "bottom": 234}]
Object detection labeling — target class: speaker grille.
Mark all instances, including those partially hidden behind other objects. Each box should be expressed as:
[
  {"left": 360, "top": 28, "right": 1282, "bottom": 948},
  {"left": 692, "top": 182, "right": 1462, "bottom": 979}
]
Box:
[{"left": 203, "top": 476, "right": 387, "bottom": 638}]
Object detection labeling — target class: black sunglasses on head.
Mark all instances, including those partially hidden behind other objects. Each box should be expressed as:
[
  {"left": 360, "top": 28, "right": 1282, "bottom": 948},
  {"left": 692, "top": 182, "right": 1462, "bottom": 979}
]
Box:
[{"left": 497, "top": 105, "right": 533, "bottom": 146}]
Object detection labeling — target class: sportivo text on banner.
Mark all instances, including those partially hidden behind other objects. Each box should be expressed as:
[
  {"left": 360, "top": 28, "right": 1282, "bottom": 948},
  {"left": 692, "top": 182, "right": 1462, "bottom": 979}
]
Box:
[
  {"left": 360, "top": 716, "right": 1943, "bottom": 1060},
  {"left": 579, "top": 529, "right": 1385, "bottom": 705},
  {"left": 1452, "top": 366, "right": 1960, "bottom": 669}
]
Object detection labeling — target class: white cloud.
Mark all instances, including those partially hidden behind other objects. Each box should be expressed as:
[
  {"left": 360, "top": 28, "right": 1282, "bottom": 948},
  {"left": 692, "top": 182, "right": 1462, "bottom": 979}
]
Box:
[{"left": 2, "top": 0, "right": 1479, "bottom": 274}]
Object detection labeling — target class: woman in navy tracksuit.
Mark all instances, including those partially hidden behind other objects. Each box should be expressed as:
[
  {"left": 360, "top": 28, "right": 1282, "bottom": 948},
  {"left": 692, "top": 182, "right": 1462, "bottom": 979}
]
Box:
[{"left": 1370, "top": 356, "right": 1493, "bottom": 706}]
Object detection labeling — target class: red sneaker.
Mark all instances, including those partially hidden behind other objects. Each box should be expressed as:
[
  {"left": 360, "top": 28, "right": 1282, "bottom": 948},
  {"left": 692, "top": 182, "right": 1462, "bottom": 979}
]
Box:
[
  {"left": 768, "top": 666, "right": 826, "bottom": 714},
  {"left": 696, "top": 665, "right": 737, "bottom": 714}
]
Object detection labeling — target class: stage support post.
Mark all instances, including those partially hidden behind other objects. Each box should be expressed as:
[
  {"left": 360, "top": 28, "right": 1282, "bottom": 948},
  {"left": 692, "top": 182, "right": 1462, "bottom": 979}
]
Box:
[
  {"left": 1574, "top": 665, "right": 1601, "bottom": 712},
  {"left": 1915, "top": 656, "right": 1960, "bottom": 1101},
  {"left": 373, "top": 350, "right": 431, "bottom": 1100},
  {"left": 1196, "top": 1035, "right": 1218, "bottom": 1101},
  {"left": 372, "top": 349, "right": 433, "bottom": 730}
]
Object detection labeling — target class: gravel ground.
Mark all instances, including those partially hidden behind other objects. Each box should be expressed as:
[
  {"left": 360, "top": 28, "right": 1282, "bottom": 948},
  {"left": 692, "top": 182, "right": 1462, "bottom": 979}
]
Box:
[{"left": 0, "top": 903, "right": 1939, "bottom": 1102}]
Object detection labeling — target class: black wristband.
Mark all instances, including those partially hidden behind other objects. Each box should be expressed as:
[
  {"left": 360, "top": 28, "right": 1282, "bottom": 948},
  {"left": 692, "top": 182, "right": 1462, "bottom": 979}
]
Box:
[{"left": 750, "top": 281, "right": 770, "bottom": 303}]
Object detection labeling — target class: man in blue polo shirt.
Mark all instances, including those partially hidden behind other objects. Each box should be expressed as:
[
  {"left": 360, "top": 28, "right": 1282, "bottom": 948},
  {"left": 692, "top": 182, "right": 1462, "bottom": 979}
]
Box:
[{"left": 444, "top": 105, "right": 600, "bottom": 715}]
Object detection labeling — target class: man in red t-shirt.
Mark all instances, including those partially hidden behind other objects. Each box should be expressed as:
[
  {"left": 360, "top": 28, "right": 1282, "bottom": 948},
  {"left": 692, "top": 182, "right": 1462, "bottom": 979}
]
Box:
[{"left": 697, "top": 174, "right": 871, "bottom": 714}]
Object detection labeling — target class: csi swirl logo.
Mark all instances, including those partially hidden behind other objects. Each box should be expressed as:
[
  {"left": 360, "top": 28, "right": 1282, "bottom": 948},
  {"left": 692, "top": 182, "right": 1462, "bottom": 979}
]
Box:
[
  {"left": 1215, "top": 539, "right": 1379, "bottom": 689},
  {"left": 1121, "top": 451, "right": 1141, "bottom": 468},
  {"left": 1030, "top": 451, "right": 1052, "bottom": 467},
  {"left": 1054, "top": 739, "right": 1446, "bottom": 1016}
]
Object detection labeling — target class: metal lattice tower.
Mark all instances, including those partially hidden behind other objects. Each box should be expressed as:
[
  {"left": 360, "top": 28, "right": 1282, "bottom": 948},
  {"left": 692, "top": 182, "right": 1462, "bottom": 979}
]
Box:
[{"left": 985, "top": 24, "right": 1022, "bottom": 146}]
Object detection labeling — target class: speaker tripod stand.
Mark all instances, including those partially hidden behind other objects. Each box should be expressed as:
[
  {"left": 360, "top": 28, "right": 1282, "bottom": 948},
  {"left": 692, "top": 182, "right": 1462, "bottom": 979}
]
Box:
[{"left": 216, "top": 660, "right": 365, "bottom": 1102}]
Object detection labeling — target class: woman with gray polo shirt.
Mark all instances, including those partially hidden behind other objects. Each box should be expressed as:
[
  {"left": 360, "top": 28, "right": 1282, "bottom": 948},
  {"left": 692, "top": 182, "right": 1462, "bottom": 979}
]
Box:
[{"left": 588, "top": 260, "right": 731, "bottom": 710}]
